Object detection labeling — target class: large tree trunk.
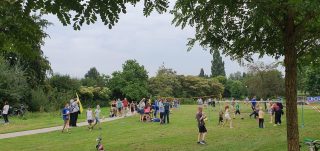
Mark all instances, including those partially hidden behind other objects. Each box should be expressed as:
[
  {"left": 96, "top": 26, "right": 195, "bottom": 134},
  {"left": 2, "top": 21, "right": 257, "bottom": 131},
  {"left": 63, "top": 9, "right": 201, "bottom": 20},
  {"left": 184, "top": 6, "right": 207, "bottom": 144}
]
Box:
[{"left": 284, "top": 9, "right": 299, "bottom": 151}]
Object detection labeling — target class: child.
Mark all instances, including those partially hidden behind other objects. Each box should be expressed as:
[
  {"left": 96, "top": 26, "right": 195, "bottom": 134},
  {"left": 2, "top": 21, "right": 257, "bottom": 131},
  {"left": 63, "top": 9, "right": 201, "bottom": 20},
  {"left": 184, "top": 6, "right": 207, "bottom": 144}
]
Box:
[
  {"left": 87, "top": 107, "right": 94, "bottom": 131},
  {"left": 92, "top": 105, "right": 101, "bottom": 129},
  {"left": 196, "top": 107, "right": 207, "bottom": 145},
  {"left": 62, "top": 103, "right": 70, "bottom": 133},
  {"left": 223, "top": 105, "right": 233, "bottom": 128},
  {"left": 268, "top": 102, "right": 274, "bottom": 123},
  {"left": 258, "top": 107, "right": 265, "bottom": 128},
  {"left": 234, "top": 101, "right": 243, "bottom": 119},
  {"left": 218, "top": 110, "right": 224, "bottom": 126}
]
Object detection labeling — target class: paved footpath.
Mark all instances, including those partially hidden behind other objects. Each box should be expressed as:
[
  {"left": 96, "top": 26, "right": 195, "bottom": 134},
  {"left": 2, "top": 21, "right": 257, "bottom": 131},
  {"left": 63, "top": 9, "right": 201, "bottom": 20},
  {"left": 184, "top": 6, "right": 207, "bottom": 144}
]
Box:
[{"left": 0, "top": 114, "right": 134, "bottom": 140}]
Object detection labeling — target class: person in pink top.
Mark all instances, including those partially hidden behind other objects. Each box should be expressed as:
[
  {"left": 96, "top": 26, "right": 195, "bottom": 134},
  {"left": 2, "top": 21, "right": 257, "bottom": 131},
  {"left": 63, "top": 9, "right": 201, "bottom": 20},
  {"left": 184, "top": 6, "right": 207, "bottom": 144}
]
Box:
[
  {"left": 122, "top": 98, "right": 129, "bottom": 117},
  {"left": 143, "top": 103, "right": 151, "bottom": 121}
]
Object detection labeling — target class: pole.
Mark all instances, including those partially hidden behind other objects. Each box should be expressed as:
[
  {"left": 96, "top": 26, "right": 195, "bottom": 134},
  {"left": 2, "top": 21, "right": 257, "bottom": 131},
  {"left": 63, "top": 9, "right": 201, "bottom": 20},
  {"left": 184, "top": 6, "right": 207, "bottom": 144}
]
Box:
[
  {"left": 301, "top": 96, "right": 305, "bottom": 128},
  {"left": 208, "top": 102, "right": 210, "bottom": 123}
]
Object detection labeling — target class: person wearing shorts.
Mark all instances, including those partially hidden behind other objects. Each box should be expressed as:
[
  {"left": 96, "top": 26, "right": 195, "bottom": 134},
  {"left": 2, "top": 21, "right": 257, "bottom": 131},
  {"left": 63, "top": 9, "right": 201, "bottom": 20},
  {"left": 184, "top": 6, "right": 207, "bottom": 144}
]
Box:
[
  {"left": 116, "top": 99, "right": 122, "bottom": 117},
  {"left": 92, "top": 105, "right": 101, "bottom": 129},
  {"left": 87, "top": 107, "right": 94, "bottom": 131},
  {"left": 196, "top": 107, "right": 207, "bottom": 145},
  {"left": 61, "top": 103, "right": 70, "bottom": 133}
]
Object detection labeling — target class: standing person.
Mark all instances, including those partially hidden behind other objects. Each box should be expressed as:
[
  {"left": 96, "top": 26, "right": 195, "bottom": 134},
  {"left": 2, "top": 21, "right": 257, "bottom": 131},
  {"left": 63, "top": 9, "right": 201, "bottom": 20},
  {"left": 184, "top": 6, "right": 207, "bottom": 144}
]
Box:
[
  {"left": 159, "top": 99, "right": 165, "bottom": 124},
  {"left": 163, "top": 99, "right": 170, "bottom": 124},
  {"left": 245, "top": 97, "right": 249, "bottom": 104},
  {"left": 116, "top": 99, "right": 122, "bottom": 117},
  {"left": 122, "top": 98, "right": 129, "bottom": 117},
  {"left": 268, "top": 101, "right": 274, "bottom": 123},
  {"left": 272, "top": 103, "right": 280, "bottom": 126},
  {"left": 276, "top": 101, "right": 284, "bottom": 125},
  {"left": 69, "top": 98, "right": 80, "bottom": 127},
  {"left": 258, "top": 107, "right": 265, "bottom": 128},
  {"left": 197, "top": 98, "right": 203, "bottom": 106},
  {"left": 138, "top": 99, "right": 146, "bottom": 122},
  {"left": 196, "top": 107, "right": 207, "bottom": 145},
  {"left": 111, "top": 100, "right": 117, "bottom": 117},
  {"left": 61, "top": 103, "right": 70, "bottom": 133},
  {"left": 213, "top": 98, "right": 216, "bottom": 108},
  {"left": 223, "top": 105, "right": 233, "bottom": 128},
  {"left": 2, "top": 100, "right": 10, "bottom": 124},
  {"left": 86, "top": 107, "right": 94, "bottom": 131},
  {"left": 92, "top": 105, "right": 101, "bottom": 129},
  {"left": 153, "top": 99, "right": 159, "bottom": 118},
  {"left": 130, "top": 101, "right": 135, "bottom": 114}
]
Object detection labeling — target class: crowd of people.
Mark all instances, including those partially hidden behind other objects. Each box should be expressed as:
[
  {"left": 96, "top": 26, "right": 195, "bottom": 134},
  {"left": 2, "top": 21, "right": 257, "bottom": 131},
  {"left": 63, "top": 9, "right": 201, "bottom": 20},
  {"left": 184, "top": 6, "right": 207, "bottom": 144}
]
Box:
[
  {"left": 61, "top": 97, "right": 181, "bottom": 133},
  {"left": 195, "top": 96, "right": 285, "bottom": 145}
]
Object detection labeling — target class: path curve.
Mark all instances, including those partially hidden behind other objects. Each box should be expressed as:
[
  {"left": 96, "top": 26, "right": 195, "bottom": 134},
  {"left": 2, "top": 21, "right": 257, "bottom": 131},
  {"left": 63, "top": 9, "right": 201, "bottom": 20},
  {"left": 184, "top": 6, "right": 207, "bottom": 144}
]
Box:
[{"left": 0, "top": 114, "right": 135, "bottom": 139}]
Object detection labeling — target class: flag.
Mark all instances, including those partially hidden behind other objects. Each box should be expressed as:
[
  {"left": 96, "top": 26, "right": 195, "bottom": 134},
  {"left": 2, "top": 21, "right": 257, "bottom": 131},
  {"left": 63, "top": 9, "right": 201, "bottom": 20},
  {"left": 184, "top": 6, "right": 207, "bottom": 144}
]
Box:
[{"left": 76, "top": 93, "right": 83, "bottom": 113}]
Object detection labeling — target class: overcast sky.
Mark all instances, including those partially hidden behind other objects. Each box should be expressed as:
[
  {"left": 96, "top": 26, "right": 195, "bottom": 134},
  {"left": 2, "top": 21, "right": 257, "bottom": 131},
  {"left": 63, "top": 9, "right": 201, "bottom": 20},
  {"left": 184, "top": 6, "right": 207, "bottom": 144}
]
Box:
[{"left": 42, "top": 3, "right": 281, "bottom": 78}]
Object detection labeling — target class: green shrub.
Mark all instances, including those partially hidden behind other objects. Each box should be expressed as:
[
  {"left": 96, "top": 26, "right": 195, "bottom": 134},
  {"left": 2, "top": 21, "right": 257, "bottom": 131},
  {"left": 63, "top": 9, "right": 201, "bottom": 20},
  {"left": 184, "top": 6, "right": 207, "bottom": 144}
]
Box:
[{"left": 30, "top": 88, "right": 48, "bottom": 112}]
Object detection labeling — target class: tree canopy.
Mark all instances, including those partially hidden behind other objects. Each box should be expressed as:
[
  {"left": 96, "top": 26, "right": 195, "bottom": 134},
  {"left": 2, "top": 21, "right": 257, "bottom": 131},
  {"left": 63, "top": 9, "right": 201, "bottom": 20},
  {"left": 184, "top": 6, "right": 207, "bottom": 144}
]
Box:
[
  {"left": 172, "top": 1, "right": 320, "bottom": 150},
  {"left": 108, "top": 60, "right": 149, "bottom": 101},
  {"left": 211, "top": 50, "right": 225, "bottom": 77},
  {"left": 8, "top": 0, "right": 169, "bottom": 30}
]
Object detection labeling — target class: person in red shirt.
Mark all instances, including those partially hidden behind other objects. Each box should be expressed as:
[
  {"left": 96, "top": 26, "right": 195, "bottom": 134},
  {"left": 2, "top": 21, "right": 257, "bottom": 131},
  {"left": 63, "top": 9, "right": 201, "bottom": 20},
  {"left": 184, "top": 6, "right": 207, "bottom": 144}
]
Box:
[{"left": 122, "top": 98, "right": 129, "bottom": 117}]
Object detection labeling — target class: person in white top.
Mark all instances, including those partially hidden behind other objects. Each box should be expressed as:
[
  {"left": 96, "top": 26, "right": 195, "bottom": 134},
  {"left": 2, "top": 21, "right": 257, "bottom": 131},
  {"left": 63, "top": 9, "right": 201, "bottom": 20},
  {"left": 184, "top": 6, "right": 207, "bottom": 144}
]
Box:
[
  {"left": 223, "top": 105, "right": 233, "bottom": 128},
  {"left": 69, "top": 98, "right": 80, "bottom": 127},
  {"left": 92, "top": 105, "right": 102, "bottom": 129},
  {"left": 197, "top": 98, "right": 203, "bottom": 105},
  {"left": 86, "top": 107, "right": 94, "bottom": 131},
  {"left": 2, "top": 101, "right": 10, "bottom": 124}
]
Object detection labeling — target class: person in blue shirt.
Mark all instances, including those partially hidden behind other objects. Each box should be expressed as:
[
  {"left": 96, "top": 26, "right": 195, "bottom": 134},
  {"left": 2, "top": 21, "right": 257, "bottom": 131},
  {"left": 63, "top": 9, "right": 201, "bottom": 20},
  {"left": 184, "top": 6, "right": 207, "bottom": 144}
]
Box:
[
  {"left": 163, "top": 99, "right": 170, "bottom": 124},
  {"left": 251, "top": 96, "right": 257, "bottom": 111},
  {"left": 153, "top": 99, "right": 159, "bottom": 118},
  {"left": 62, "top": 103, "right": 70, "bottom": 133}
]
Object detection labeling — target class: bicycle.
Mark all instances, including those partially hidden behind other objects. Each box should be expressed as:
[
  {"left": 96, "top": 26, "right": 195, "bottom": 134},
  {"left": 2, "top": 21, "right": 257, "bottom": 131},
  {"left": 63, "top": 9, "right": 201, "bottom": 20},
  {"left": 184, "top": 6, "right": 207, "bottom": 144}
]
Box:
[{"left": 304, "top": 138, "right": 320, "bottom": 151}]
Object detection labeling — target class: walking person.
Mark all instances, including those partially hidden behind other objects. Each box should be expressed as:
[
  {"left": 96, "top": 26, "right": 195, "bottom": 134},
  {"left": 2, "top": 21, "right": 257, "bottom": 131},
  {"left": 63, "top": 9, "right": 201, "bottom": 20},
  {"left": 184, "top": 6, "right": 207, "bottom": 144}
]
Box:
[
  {"left": 196, "top": 107, "right": 207, "bottom": 145},
  {"left": 2, "top": 100, "right": 10, "bottom": 124},
  {"left": 223, "top": 105, "right": 233, "bottom": 128},
  {"left": 116, "top": 99, "right": 123, "bottom": 117},
  {"left": 92, "top": 105, "right": 101, "bottom": 129},
  {"left": 86, "top": 107, "right": 94, "bottom": 131},
  {"left": 61, "top": 103, "right": 70, "bottom": 133},
  {"left": 122, "top": 98, "right": 129, "bottom": 117},
  {"left": 258, "top": 107, "right": 265, "bottom": 128},
  {"left": 251, "top": 96, "right": 257, "bottom": 111},
  {"left": 163, "top": 99, "right": 170, "bottom": 124}
]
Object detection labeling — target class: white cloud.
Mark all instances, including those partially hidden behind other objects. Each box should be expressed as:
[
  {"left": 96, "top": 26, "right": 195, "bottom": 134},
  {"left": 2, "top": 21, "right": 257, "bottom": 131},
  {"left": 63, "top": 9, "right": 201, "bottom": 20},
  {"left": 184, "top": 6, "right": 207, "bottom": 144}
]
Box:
[{"left": 42, "top": 3, "right": 282, "bottom": 78}]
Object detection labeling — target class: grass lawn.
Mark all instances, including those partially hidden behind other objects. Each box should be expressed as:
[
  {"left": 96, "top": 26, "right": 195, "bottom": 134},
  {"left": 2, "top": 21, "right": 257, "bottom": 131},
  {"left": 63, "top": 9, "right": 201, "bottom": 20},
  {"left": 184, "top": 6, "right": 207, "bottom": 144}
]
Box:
[
  {"left": 0, "top": 107, "right": 111, "bottom": 134},
  {"left": 0, "top": 104, "right": 319, "bottom": 151}
]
